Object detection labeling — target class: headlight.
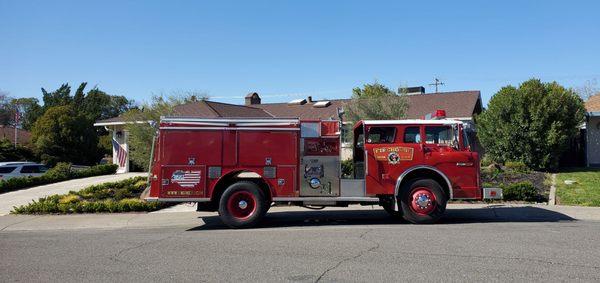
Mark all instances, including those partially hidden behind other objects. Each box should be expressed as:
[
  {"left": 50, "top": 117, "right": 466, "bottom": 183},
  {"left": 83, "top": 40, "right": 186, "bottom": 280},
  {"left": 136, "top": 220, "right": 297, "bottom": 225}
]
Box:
[{"left": 309, "top": 178, "right": 321, "bottom": 189}]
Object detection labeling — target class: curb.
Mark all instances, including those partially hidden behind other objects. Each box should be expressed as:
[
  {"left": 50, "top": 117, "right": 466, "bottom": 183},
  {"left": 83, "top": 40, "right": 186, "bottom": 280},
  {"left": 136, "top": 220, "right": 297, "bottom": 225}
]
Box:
[{"left": 548, "top": 173, "right": 557, "bottom": 206}]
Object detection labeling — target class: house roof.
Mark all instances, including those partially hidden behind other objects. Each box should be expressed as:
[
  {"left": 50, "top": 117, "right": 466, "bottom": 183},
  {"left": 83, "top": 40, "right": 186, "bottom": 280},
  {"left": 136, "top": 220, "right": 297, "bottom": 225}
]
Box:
[
  {"left": 252, "top": 90, "right": 482, "bottom": 120},
  {"left": 95, "top": 90, "right": 483, "bottom": 126},
  {"left": 585, "top": 93, "right": 600, "bottom": 112},
  {"left": 0, "top": 126, "right": 32, "bottom": 145},
  {"left": 94, "top": 100, "right": 273, "bottom": 126},
  {"left": 404, "top": 91, "right": 482, "bottom": 119}
]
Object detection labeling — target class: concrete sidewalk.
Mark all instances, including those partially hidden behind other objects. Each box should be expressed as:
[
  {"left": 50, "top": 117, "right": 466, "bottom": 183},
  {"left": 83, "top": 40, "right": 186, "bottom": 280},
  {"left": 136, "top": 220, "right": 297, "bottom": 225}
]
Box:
[
  {"left": 0, "top": 172, "right": 147, "bottom": 216},
  {"left": 1, "top": 203, "right": 599, "bottom": 232}
]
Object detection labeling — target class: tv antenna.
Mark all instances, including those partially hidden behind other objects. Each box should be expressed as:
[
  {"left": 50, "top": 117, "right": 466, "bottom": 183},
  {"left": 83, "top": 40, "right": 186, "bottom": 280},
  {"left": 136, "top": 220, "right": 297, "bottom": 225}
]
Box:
[{"left": 429, "top": 78, "right": 445, "bottom": 93}]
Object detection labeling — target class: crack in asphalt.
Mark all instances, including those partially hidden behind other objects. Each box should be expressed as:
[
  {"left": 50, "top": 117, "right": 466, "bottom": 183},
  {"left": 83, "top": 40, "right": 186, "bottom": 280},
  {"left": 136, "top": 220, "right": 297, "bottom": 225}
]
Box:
[
  {"left": 393, "top": 250, "right": 600, "bottom": 270},
  {"left": 0, "top": 216, "right": 42, "bottom": 232},
  {"left": 315, "top": 228, "right": 380, "bottom": 282},
  {"left": 109, "top": 231, "right": 180, "bottom": 264}
]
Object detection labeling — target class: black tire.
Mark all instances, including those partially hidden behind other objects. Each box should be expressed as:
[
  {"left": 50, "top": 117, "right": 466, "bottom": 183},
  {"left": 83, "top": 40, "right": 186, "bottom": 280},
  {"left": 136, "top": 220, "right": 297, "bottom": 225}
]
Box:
[
  {"left": 382, "top": 202, "right": 403, "bottom": 218},
  {"left": 399, "top": 178, "right": 447, "bottom": 224},
  {"left": 218, "top": 181, "right": 270, "bottom": 228}
]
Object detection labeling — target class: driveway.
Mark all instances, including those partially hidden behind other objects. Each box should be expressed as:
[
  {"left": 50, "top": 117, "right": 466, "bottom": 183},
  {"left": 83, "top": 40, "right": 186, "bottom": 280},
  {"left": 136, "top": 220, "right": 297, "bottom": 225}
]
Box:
[
  {"left": 0, "top": 172, "right": 147, "bottom": 215},
  {"left": 0, "top": 204, "right": 599, "bottom": 282}
]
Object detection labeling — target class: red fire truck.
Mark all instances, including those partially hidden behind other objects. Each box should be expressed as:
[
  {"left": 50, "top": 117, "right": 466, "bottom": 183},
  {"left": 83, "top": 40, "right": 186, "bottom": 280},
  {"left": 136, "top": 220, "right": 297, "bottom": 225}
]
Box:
[{"left": 146, "top": 111, "right": 501, "bottom": 228}]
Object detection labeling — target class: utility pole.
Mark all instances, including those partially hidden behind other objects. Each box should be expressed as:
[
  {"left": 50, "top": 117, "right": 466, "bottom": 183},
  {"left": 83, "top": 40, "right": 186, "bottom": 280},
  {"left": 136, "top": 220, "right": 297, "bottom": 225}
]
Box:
[{"left": 429, "top": 78, "right": 445, "bottom": 93}]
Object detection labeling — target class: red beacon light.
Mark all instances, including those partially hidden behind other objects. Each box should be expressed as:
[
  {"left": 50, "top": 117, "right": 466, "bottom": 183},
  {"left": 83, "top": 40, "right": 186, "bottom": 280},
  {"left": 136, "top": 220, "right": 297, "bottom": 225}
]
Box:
[{"left": 423, "top": 109, "right": 447, "bottom": 120}]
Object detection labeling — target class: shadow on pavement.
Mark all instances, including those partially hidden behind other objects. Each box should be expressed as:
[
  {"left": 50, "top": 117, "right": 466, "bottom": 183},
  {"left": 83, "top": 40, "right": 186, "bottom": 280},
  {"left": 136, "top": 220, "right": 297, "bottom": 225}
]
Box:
[{"left": 188, "top": 206, "right": 575, "bottom": 231}]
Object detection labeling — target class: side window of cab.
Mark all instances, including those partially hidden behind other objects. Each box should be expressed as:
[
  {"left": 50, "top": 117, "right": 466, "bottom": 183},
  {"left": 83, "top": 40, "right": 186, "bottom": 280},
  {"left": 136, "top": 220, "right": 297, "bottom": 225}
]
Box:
[
  {"left": 402, "top": 126, "right": 421, "bottom": 144},
  {"left": 366, "top": 127, "right": 396, "bottom": 144}
]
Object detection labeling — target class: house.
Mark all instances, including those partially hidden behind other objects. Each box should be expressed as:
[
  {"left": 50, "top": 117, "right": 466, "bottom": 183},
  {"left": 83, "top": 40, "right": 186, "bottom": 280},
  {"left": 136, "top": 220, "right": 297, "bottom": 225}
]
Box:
[
  {"left": 0, "top": 126, "right": 32, "bottom": 147},
  {"left": 95, "top": 88, "right": 483, "bottom": 172},
  {"left": 585, "top": 94, "right": 600, "bottom": 167}
]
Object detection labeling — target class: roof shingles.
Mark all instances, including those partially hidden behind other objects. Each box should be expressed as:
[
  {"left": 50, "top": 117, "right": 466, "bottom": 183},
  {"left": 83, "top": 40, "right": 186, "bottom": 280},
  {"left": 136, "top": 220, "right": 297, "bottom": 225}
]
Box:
[
  {"left": 585, "top": 94, "right": 600, "bottom": 112},
  {"left": 95, "top": 90, "right": 483, "bottom": 124}
]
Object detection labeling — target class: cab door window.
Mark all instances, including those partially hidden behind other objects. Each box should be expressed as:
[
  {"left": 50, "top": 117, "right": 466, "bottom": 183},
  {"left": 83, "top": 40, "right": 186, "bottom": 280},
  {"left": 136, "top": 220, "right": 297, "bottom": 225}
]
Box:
[
  {"left": 403, "top": 126, "right": 421, "bottom": 143},
  {"left": 425, "top": 126, "right": 454, "bottom": 145},
  {"left": 366, "top": 127, "right": 396, "bottom": 144}
]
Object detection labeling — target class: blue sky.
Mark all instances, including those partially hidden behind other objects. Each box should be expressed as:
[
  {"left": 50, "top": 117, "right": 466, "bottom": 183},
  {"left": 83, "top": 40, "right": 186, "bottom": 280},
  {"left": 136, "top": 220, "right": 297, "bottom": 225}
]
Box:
[{"left": 1, "top": 0, "right": 599, "bottom": 106}]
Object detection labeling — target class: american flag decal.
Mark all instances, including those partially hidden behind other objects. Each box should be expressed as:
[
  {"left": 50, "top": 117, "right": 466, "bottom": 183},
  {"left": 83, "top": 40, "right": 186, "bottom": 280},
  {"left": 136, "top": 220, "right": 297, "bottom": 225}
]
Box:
[
  {"left": 112, "top": 139, "right": 127, "bottom": 168},
  {"left": 171, "top": 170, "right": 202, "bottom": 188}
]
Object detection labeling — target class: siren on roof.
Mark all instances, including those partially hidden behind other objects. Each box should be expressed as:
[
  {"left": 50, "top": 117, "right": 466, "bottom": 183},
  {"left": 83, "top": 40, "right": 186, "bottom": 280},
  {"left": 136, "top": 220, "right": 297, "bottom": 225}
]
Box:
[{"left": 288, "top": 98, "right": 307, "bottom": 105}]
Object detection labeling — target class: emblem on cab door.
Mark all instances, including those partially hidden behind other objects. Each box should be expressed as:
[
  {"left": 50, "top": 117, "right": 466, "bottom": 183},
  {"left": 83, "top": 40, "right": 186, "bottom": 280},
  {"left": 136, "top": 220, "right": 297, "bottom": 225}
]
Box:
[{"left": 388, "top": 152, "right": 400, "bottom": 164}]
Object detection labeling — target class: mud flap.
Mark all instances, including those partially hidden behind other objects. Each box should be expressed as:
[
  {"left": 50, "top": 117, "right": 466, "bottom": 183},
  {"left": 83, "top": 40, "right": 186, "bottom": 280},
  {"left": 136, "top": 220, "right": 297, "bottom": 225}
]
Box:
[{"left": 140, "top": 186, "right": 151, "bottom": 200}]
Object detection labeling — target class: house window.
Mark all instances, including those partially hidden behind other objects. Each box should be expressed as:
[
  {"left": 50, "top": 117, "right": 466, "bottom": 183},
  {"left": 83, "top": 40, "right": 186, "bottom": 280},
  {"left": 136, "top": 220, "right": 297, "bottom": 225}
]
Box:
[
  {"left": 367, "top": 127, "right": 396, "bottom": 144},
  {"left": 403, "top": 127, "right": 421, "bottom": 143}
]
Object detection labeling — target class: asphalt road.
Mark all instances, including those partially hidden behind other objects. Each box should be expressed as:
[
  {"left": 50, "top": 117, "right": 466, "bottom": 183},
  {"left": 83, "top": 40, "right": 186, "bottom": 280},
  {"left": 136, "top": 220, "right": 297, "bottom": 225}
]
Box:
[{"left": 1, "top": 206, "right": 600, "bottom": 282}]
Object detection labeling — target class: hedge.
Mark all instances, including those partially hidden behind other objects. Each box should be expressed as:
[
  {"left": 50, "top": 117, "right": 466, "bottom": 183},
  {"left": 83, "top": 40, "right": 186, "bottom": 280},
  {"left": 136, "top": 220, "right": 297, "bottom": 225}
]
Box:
[
  {"left": 502, "top": 181, "right": 539, "bottom": 202},
  {"left": 11, "top": 176, "right": 167, "bottom": 214},
  {"left": 0, "top": 163, "right": 118, "bottom": 194}
]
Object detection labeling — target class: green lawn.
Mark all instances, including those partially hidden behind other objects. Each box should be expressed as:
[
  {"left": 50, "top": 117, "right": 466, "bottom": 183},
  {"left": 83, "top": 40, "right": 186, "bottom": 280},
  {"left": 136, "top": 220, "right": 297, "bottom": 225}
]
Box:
[{"left": 555, "top": 168, "right": 600, "bottom": 206}]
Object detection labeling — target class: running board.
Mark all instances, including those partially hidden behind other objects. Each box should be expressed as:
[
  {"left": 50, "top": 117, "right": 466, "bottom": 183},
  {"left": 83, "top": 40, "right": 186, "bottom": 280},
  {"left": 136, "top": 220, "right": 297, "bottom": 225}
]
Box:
[{"left": 272, "top": 197, "right": 379, "bottom": 202}]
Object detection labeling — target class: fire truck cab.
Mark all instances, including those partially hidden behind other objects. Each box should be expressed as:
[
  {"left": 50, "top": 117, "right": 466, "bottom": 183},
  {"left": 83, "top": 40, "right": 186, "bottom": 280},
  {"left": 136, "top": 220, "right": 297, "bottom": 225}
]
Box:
[{"left": 147, "top": 112, "right": 500, "bottom": 228}]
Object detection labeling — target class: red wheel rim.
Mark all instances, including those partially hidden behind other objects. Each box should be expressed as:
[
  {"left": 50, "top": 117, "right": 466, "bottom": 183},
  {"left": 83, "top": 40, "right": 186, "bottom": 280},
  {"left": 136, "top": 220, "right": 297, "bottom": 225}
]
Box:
[
  {"left": 409, "top": 187, "right": 436, "bottom": 215},
  {"left": 227, "top": 191, "right": 257, "bottom": 220}
]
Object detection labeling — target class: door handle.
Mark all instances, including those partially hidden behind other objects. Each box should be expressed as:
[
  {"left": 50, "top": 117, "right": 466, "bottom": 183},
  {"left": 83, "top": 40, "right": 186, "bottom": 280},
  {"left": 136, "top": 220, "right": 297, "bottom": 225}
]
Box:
[{"left": 456, "top": 162, "right": 474, "bottom": 167}]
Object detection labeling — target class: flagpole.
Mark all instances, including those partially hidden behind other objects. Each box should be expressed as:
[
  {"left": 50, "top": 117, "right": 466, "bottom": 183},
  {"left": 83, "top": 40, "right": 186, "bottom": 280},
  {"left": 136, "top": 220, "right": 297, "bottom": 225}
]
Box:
[{"left": 14, "top": 108, "right": 18, "bottom": 149}]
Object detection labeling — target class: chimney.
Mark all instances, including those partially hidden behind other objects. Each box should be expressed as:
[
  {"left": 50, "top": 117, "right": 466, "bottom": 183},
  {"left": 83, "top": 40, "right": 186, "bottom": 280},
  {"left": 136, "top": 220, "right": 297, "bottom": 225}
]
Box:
[
  {"left": 398, "top": 86, "right": 426, "bottom": 95},
  {"left": 307, "top": 96, "right": 313, "bottom": 103},
  {"left": 245, "top": 92, "right": 261, "bottom": 105}
]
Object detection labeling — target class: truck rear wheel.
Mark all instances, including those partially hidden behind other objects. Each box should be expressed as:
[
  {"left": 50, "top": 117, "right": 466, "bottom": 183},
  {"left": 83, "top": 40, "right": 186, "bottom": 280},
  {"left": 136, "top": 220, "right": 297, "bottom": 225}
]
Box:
[
  {"left": 399, "top": 178, "right": 447, "bottom": 224},
  {"left": 218, "top": 181, "right": 269, "bottom": 228}
]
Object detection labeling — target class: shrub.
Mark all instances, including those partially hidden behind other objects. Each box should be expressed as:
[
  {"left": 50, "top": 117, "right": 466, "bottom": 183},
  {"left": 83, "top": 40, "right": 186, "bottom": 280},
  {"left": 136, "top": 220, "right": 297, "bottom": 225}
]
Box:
[
  {"left": 504, "top": 161, "right": 530, "bottom": 173},
  {"left": 0, "top": 163, "right": 118, "bottom": 194},
  {"left": 45, "top": 162, "right": 72, "bottom": 180},
  {"left": 476, "top": 79, "right": 585, "bottom": 170},
  {"left": 341, "top": 159, "right": 354, "bottom": 178},
  {"left": 503, "top": 181, "right": 538, "bottom": 202},
  {"left": 11, "top": 176, "right": 166, "bottom": 214}
]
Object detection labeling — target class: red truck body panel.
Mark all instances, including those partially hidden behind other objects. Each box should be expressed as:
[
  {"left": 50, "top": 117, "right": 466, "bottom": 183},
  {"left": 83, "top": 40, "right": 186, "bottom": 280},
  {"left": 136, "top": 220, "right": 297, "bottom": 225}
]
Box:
[{"left": 148, "top": 117, "right": 482, "bottom": 203}]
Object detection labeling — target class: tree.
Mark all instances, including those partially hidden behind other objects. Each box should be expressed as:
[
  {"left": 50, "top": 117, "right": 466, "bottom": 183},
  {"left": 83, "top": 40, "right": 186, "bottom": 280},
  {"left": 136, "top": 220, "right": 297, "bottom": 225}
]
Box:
[
  {"left": 33, "top": 83, "right": 133, "bottom": 162},
  {"left": 42, "top": 84, "right": 73, "bottom": 109},
  {"left": 0, "top": 138, "right": 35, "bottom": 162},
  {"left": 12, "top": 97, "right": 43, "bottom": 131},
  {"left": 31, "top": 105, "right": 101, "bottom": 166},
  {"left": 0, "top": 91, "right": 16, "bottom": 126},
  {"left": 575, "top": 79, "right": 598, "bottom": 99},
  {"left": 344, "top": 82, "right": 408, "bottom": 122},
  {"left": 124, "top": 93, "right": 205, "bottom": 170},
  {"left": 476, "top": 79, "right": 586, "bottom": 170}
]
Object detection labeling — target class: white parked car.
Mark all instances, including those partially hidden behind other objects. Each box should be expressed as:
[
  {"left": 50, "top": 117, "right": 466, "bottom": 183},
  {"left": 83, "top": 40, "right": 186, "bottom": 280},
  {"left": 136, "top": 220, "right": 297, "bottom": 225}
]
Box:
[{"left": 0, "top": 162, "right": 49, "bottom": 181}]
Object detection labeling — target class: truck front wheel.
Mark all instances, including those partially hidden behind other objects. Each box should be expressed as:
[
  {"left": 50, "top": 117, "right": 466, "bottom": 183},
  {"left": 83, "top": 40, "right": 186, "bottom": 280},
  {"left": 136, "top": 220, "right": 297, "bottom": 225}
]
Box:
[
  {"left": 399, "top": 178, "right": 447, "bottom": 224},
  {"left": 218, "top": 181, "right": 269, "bottom": 228}
]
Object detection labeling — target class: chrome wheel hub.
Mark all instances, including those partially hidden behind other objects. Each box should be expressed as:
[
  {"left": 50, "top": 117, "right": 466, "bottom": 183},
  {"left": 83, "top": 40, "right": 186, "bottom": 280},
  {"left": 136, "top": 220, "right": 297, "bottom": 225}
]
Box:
[
  {"left": 238, "top": 200, "right": 248, "bottom": 209},
  {"left": 415, "top": 194, "right": 432, "bottom": 209}
]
